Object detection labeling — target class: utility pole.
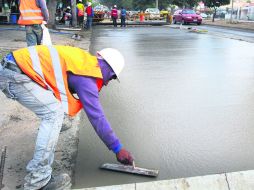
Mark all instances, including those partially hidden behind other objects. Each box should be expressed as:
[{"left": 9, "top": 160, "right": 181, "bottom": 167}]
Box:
[
  {"left": 71, "top": 0, "right": 77, "bottom": 27},
  {"left": 47, "top": 0, "right": 57, "bottom": 27},
  {"left": 230, "top": 0, "right": 234, "bottom": 23},
  {"left": 156, "top": 0, "right": 158, "bottom": 9}
]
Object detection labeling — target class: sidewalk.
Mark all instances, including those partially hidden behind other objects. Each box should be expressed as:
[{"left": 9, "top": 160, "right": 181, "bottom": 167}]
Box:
[
  {"left": 203, "top": 19, "right": 254, "bottom": 31},
  {"left": 0, "top": 26, "right": 92, "bottom": 190},
  {"left": 75, "top": 170, "right": 254, "bottom": 190}
]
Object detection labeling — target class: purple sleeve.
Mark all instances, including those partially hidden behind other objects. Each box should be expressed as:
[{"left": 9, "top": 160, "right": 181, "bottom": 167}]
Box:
[
  {"left": 68, "top": 73, "right": 122, "bottom": 153},
  {"left": 37, "top": 0, "right": 49, "bottom": 21}
]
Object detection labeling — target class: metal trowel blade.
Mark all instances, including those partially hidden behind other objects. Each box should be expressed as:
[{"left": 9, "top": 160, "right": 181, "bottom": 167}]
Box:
[{"left": 100, "top": 163, "right": 159, "bottom": 177}]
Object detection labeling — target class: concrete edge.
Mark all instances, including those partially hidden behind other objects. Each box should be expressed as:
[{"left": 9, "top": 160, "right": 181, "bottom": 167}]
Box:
[{"left": 73, "top": 170, "right": 254, "bottom": 190}]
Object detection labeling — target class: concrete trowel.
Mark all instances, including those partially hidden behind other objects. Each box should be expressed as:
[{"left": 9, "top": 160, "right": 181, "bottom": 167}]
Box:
[{"left": 100, "top": 162, "right": 159, "bottom": 177}]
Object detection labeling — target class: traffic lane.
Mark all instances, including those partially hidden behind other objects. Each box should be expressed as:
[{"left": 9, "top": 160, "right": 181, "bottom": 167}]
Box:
[
  {"left": 74, "top": 26, "right": 254, "bottom": 188},
  {"left": 172, "top": 24, "right": 254, "bottom": 42}
]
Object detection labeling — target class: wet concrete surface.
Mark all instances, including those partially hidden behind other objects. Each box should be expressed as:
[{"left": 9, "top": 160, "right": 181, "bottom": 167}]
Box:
[{"left": 74, "top": 26, "right": 254, "bottom": 188}]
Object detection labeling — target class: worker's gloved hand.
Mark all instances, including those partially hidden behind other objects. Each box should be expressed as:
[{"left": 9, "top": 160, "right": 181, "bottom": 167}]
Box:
[{"left": 116, "top": 148, "right": 134, "bottom": 165}]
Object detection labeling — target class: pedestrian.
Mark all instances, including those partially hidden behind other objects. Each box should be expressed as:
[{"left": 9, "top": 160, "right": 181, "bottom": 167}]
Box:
[
  {"left": 120, "top": 6, "right": 127, "bottom": 27},
  {"left": 139, "top": 10, "right": 145, "bottom": 22},
  {"left": 111, "top": 5, "right": 118, "bottom": 27},
  {"left": 18, "top": 0, "right": 49, "bottom": 46},
  {"left": 0, "top": 46, "right": 134, "bottom": 190},
  {"left": 76, "top": 0, "right": 85, "bottom": 27},
  {"left": 60, "top": 6, "right": 72, "bottom": 26},
  {"left": 85, "top": 2, "right": 93, "bottom": 29}
]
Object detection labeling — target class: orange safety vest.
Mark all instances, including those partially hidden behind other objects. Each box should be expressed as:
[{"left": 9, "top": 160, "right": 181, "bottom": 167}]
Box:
[
  {"left": 18, "top": 0, "right": 43, "bottom": 25},
  {"left": 13, "top": 45, "right": 104, "bottom": 116}
]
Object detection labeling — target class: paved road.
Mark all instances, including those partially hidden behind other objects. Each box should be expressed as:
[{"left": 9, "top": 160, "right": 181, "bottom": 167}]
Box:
[
  {"left": 196, "top": 24, "right": 254, "bottom": 43},
  {"left": 74, "top": 26, "right": 254, "bottom": 188}
]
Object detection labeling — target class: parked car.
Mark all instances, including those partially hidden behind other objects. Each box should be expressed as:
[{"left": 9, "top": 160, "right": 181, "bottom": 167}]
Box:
[
  {"left": 145, "top": 8, "right": 162, "bottom": 20},
  {"left": 127, "top": 10, "right": 139, "bottom": 20},
  {"left": 173, "top": 9, "right": 202, "bottom": 25},
  {"left": 200, "top": 13, "right": 208, "bottom": 19},
  {"left": 160, "top": 9, "right": 169, "bottom": 18},
  {"left": 93, "top": 5, "right": 109, "bottom": 22}
]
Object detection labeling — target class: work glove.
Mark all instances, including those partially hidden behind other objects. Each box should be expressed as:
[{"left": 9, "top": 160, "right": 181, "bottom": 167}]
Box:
[{"left": 116, "top": 148, "right": 134, "bottom": 165}]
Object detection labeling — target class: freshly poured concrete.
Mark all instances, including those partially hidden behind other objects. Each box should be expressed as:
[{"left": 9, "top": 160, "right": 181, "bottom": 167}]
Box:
[{"left": 74, "top": 26, "right": 254, "bottom": 188}]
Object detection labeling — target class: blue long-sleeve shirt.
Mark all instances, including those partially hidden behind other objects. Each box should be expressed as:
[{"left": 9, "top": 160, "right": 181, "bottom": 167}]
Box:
[{"left": 67, "top": 59, "right": 122, "bottom": 153}]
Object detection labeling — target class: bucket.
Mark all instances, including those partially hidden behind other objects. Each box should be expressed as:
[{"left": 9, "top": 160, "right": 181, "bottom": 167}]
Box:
[
  {"left": 10, "top": 14, "right": 17, "bottom": 24},
  {"left": 65, "top": 20, "right": 70, "bottom": 26}
]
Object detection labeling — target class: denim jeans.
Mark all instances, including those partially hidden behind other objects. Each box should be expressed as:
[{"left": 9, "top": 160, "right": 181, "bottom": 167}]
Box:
[
  {"left": 112, "top": 17, "right": 117, "bottom": 27},
  {"left": 86, "top": 16, "right": 93, "bottom": 29},
  {"left": 25, "top": 25, "right": 43, "bottom": 46},
  {"left": 121, "top": 16, "right": 126, "bottom": 27},
  {"left": 0, "top": 60, "right": 64, "bottom": 189}
]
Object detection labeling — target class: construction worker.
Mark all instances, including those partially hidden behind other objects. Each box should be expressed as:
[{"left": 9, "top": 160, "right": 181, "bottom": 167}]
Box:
[
  {"left": 111, "top": 5, "right": 118, "bottom": 27},
  {"left": 120, "top": 6, "right": 127, "bottom": 27},
  {"left": 85, "top": 2, "right": 93, "bottom": 29},
  {"left": 76, "top": 0, "right": 85, "bottom": 27},
  {"left": 0, "top": 46, "right": 134, "bottom": 190},
  {"left": 18, "top": 0, "right": 49, "bottom": 46}
]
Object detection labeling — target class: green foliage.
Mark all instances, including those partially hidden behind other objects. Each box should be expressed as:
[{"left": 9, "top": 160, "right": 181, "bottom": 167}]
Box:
[
  {"left": 172, "top": 0, "right": 199, "bottom": 8},
  {"left": 203, "top": 0, "right": 230, "bottom": 8}
]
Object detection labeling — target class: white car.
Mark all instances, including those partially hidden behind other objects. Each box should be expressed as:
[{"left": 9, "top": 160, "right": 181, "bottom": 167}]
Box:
[
  {"left": 200, "top": 13, "right": 208, "bottom": 19},
  {"left": 145, "top": 8, "right": 162, "bottom": 20}
]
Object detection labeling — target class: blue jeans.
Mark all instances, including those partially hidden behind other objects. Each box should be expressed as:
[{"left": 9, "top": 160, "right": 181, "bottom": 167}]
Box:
[
  {"left": 121, "top": 16, "right": 126, "bottom": 27},
  {"left": 0, "top": 59, "right": 64, "bottom": 189},
  {"left": 86, "top": 16, "right": 93, "bottom": 29},
  {"left": 25, "top": 25, "right": 43, "bottom": 46}
]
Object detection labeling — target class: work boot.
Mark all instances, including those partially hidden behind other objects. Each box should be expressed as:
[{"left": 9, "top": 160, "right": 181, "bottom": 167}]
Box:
[{"left": 40, "top": 173, "right": 71, "bottom": 190}]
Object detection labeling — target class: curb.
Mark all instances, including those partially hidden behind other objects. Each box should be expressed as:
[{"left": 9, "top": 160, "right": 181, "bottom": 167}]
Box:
[{"left": 73, "top": 170, "right": 254, "bottom": 190}]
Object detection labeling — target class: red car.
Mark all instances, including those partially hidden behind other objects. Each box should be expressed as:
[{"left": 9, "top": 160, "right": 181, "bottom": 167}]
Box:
[{"left": 173, "top": 9, "right": 202, "bottom": 25}]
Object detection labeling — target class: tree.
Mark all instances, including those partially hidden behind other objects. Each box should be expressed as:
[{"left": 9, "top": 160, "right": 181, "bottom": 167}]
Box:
[
  {"left": 47, "top": 0, "right": 57, "bottom": 27},
  {"left": 100, "top": 0, "right": 200, "bottom": 11},
  {"left": 172, "top": 0, "right": 199, "bottom": 8},
  {"left": 71, "top": 0, "right": 77, "bottom": 26},
  {"left": 203, "top": 0, "right": 230, "bottom": 22},
  {"left": 47, "top": 0, "right": 77, "bottom": 27}
]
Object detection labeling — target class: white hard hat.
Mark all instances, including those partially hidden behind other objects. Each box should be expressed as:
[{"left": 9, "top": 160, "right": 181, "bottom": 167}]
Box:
[
  {"left": 97, "top": 48, "right": 125, "bottom": 81},
  {"left": 79, "top": 0, "right": 82, "bottom": 2},
  {"left": 67, "top": 6, "right": 71, "bottom": 9},
  {"left": 87, "top": 2, "right": 92, "bottom": 6},
  {"left": 113, "top": 5, "right": 117, "bottom": 8}
]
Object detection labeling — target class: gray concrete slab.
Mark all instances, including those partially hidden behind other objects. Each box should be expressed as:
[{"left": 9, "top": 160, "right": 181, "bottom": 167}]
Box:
[
  {"left": 77, "top": 184, "right": 135, "bottom": 190},
  {"left": 136, "top": 174, "right": 229, "bottom": 190},
  {"left": 74, "top": 170, "right": 254, "bottom": 190},
  {"left": 227, "top": 170, "right": 254, "bottom": 190}
]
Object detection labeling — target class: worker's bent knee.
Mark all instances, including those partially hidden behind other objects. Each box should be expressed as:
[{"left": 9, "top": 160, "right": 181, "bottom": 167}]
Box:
[{"left": 42, "top": 106, "right": 64, "bottom": 122}]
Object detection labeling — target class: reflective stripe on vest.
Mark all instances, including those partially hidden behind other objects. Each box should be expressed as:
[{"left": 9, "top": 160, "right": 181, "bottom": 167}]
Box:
[
  {"left": 48, "top": 46, "right": 69, "bottom": 113},
  {"left": 28, "top": 47, "right": 45, "bottom": 80},
  {"left": 20, "top": 10, "right": 42, "bottom": 13},
  {"left": 20, "top": 16, "right": 44, "bottom": 20}
]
